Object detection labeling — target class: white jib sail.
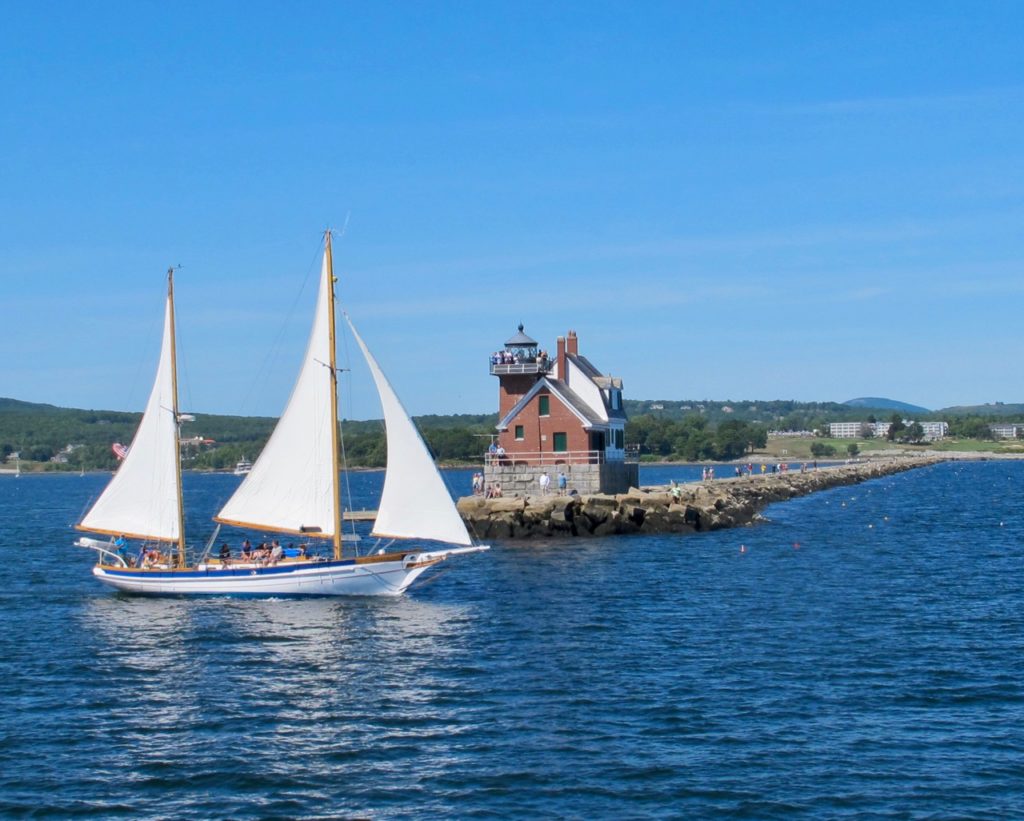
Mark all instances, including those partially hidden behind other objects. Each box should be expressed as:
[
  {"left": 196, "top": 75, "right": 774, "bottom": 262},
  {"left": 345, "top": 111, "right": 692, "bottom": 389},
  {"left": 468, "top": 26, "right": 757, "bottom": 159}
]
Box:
[
  {"left": 215, "top": 251, "right": 337, "bottom": 536},
  {"left": 344, "top": 314, "right": 474, "bottom": 546},
  {"left": 79, "top": 294, "right": 181, "bottom": 541}
]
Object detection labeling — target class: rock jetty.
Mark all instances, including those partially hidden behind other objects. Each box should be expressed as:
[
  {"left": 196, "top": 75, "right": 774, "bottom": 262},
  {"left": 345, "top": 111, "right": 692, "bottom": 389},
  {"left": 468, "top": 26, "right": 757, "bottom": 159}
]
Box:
[{"left": 457, "top": 456, "right": 944, "bottom": 540}]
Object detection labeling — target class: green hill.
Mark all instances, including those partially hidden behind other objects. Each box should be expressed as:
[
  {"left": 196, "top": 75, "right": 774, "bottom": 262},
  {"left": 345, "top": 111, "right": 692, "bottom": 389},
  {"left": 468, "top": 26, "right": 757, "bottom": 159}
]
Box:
[
  {"left": 844, "top": 397, "right": 931, "bottom": 414},
  {"left": 939, "top": 403, "right": 1024, "bottom": 417}
]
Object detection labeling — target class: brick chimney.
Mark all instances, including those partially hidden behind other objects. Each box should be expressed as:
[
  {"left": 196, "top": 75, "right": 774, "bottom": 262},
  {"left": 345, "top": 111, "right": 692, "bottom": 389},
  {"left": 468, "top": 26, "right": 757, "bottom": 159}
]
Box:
[
  {"left": 567, "top": 329, "right": 578, "bottom": 356},
  {"left": 556, "top": 335, "right": 566, "bottom": 379}
]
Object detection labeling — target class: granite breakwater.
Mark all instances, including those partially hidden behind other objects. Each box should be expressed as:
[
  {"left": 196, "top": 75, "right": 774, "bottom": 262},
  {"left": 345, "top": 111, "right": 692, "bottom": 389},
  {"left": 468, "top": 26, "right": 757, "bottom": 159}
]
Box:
[{"left": 457, "top": 456, "right": 944, "bottom": 539}]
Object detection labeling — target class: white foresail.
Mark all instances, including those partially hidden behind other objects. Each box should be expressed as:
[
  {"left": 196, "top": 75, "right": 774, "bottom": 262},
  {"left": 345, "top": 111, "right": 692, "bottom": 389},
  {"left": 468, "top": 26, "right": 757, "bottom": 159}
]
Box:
[
  {"left": 79, "top": 294, "right": 180, "bottom": 541},
  {"left": 215, "top": 251, "right": 337, "bottom": 536},
  {"left": 344, "top": 315, "right": 474, "bottom": 546}
]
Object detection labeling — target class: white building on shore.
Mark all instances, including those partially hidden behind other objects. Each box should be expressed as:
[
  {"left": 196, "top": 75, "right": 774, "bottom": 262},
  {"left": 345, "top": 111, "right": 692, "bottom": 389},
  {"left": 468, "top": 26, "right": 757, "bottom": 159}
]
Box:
[{"left": 829, "top": 420, "right": 948, "bottom": 441}]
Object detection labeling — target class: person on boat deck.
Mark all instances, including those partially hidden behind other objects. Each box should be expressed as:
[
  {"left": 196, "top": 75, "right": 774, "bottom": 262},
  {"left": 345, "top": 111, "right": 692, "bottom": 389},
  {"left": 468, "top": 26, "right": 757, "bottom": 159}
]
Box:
[
  {"left": 114, "top": 534, "right": 128, "bottom": 561},
  {"left": 241, "top": 540, "right": 253, "bottom": 561},
  {"left": 218, "top": 543, "right": 231, "bottom": 565},
  {"left": 270, "top": 540, "right": 283, "bottom": 565}
]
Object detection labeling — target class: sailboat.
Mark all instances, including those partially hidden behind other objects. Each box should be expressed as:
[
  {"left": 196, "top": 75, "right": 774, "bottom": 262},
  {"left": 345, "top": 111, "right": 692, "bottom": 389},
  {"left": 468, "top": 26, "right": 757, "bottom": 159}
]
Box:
[{"left": 74, "top": 233, "right": 488, "bottom": 596}]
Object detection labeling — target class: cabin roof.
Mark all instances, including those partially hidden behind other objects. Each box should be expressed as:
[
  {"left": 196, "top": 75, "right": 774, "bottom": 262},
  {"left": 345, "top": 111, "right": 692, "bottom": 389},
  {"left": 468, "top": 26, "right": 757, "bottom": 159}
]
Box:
[{"left": 504, "top": 323, "right": 538, "bottom": 347}]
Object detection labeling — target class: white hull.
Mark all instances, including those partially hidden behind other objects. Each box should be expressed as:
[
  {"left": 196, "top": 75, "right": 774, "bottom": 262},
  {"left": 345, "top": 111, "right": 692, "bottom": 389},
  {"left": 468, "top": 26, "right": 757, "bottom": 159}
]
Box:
[{"left": 90, "top": 547, "right": 485, "bottom": 597}]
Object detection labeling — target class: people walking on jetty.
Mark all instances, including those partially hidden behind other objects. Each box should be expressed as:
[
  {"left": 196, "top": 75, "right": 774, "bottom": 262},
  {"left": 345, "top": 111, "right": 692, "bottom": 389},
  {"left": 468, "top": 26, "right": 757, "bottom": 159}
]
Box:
[
  {"left": 539, "top": 472, "right": 551, "bottom": 495},
  {"left": 557, "top": 471, "right": 567, "bottom": 495},
  {"left": 471, "top": 472, "right": 483, "bottom": 495}
]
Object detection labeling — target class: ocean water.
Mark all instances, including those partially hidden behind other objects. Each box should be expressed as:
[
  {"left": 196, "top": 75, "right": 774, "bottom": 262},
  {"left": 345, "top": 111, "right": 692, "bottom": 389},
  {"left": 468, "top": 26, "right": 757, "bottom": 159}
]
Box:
[{"left": 2, "top": 461, "right": 1023, "bottom": 818}]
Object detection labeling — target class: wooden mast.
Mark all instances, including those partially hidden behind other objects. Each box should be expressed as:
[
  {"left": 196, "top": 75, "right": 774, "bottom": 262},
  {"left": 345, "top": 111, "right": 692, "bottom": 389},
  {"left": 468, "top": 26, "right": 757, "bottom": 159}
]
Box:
[
  {"left": 325, "top": 231, "right": 343, "bottom": 560},
  {"left": 167, "top": 267, "right": 187, "bottom": 568}
]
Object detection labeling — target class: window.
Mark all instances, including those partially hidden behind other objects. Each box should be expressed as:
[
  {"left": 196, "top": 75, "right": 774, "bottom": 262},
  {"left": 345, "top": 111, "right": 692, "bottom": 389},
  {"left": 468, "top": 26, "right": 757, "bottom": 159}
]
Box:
[
  {"left": 615, "top": 429, "right": 624, "bottom": 449},
  {"left": 515, "top": 425, "right": 524, "bottom": 441},
  {"left": 553, "top": 432, "right": 568, "bottom": 452},
  {"left": 538, "top": 395, "right": 550, "bottom": 416}
]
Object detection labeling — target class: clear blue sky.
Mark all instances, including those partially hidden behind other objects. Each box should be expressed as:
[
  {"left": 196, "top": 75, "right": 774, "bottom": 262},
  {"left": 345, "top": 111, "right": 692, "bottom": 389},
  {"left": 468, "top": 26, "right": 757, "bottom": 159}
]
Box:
[{"left": 2, "top": 2, "right": 1022, "bottom": 418}]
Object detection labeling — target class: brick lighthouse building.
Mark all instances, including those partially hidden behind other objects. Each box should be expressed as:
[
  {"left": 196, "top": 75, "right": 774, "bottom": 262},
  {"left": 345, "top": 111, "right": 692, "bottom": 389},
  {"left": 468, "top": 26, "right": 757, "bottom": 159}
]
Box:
[{"left": 484, "top": 325, "right": 638, "bottom": 496}]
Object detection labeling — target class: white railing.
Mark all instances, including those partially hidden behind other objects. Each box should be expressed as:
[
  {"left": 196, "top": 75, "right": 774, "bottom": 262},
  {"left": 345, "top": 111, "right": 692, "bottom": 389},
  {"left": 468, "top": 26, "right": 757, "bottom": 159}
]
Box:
[
  {"left": 485, "top": 449, "right": 604, "bottom": 466},
  {"left": 488, "top": 359, "right": 553, "bottom": 376}
]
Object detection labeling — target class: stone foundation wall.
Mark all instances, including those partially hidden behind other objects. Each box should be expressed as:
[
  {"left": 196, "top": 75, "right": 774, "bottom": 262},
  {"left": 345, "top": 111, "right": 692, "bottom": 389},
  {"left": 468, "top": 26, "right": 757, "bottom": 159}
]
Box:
[
  {"left": 484, "top": 460, "right": 638, "bottom": 496},
  {"left": 463, "top": 456, "right": 944, "bottom": 540}
]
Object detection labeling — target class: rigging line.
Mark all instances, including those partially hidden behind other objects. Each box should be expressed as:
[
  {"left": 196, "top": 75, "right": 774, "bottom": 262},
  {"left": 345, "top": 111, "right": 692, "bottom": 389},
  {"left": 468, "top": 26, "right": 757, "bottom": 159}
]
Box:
[
  {"left": 122, "top": 284, "right": 164, "bottom": 416},
  {"left": 337, "top": 395, "right": 361, "bottom": 553},
  {"left": 237, "top": 236, "right": 324, "bottom": 417}
]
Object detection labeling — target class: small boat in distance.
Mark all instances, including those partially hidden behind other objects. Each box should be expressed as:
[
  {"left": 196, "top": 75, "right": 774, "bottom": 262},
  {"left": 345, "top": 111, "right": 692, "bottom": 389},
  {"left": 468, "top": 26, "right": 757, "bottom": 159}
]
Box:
[
  {"left": 74, "top": 231, "right": 488, "bottom": 596},
  {"left": 233, "top": 457, "right": 252, "bottom": 476}
]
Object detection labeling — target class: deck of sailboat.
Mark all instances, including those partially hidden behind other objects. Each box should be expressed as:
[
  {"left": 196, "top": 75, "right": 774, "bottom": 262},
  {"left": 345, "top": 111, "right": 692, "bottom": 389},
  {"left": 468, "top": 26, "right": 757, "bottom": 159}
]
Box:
[{"left": 96, "top": 549, "right": 436, "bottom": 576}]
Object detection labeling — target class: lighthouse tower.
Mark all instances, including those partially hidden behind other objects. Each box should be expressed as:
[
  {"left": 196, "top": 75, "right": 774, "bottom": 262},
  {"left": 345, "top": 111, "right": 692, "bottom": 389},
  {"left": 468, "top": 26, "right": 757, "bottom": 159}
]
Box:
[{"left": 485, "top": 325, "right": 637, "bottom": 496}]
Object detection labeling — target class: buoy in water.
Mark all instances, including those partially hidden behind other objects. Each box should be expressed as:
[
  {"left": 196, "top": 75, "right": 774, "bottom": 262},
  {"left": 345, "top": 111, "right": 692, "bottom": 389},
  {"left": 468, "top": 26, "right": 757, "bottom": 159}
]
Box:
[{"left": 740, "top": 545, "right": 746, "bottom": 553}]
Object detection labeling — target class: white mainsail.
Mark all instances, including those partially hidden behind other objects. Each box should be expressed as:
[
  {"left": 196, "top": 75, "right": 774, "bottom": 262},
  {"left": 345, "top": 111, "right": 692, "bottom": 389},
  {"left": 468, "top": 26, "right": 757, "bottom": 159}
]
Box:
[
  {"left": 79, "top": 291, "right": 181, "bottom": 541},
  {"left": 344, "top": 314, "right": 474, "bottom": 547},
  {"left": 215, "top": 251, "right": 337, "bottom": 537}
]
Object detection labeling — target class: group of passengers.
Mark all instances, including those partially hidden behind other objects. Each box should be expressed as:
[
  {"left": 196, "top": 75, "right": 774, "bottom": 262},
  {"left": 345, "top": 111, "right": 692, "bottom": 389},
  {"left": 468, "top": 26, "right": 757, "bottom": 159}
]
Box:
[
  {"left": 113, "top": 535, "right": 166, "bottom": 569},
  {"left": 218, "top": 539, "right": 308, "bottom": 567},
  {"left": 490, "top": 349, "right": 549, "bottom": 366}
]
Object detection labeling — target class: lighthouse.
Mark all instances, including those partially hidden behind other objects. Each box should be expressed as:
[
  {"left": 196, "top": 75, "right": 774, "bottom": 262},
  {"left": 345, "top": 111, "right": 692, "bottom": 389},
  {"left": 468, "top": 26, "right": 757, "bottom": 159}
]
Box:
[{"left": 485, "top": 325, "right": 637, "bottom": 496}]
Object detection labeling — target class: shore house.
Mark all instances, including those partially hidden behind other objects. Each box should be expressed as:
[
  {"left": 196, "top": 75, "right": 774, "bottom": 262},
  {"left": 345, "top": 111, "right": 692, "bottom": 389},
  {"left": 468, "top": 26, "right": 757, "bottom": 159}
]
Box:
[{"left": 485, "top": 325, "right": 638, "bottom": 496}]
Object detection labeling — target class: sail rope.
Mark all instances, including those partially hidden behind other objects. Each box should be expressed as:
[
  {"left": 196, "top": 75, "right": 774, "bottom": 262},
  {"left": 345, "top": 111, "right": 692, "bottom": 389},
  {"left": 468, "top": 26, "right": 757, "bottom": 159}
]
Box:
[
  {"left": 336, "top": 415, "right": 361, "bottom": 554},
  {"left": 237, "top": 241, "right": 323, "bottom": 417}
]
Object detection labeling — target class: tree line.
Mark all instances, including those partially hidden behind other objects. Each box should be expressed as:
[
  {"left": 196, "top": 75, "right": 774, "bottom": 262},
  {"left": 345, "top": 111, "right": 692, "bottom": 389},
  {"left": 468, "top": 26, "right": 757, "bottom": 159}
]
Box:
[{"left": 2, "top": 396, "right": 1020, "bottom": 472}]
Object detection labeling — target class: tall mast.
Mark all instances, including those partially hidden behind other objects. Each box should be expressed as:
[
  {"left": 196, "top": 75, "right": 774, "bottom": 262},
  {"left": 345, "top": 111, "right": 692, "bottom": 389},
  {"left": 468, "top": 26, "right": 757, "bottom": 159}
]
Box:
[
  {"left": 167, "top": 267, "right": 187, "bottom": 567},
  {"left": 325, "top": 231, "right": 343, "bottom": 560}
]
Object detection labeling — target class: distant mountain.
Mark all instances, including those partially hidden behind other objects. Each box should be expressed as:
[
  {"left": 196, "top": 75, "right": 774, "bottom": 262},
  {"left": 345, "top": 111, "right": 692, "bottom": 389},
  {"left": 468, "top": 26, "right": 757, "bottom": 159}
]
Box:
[{"left": 843, "top": 397, "right": 931, "bottom": 414}]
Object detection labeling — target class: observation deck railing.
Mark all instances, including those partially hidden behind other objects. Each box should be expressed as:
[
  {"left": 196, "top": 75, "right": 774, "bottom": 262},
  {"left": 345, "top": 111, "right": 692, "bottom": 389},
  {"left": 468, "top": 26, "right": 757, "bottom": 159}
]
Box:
[{"left": 488, "top": 358, "right": 553, "bottom": 376}]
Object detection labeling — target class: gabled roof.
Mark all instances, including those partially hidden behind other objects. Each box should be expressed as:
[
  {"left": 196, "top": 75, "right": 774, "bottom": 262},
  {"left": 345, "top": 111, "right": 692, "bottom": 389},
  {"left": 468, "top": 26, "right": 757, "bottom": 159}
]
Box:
[
  {"left": 496, "top": 377, "right": 609, "bottom": 431},
  {"left": 566, "top": 353, "right": 627, "bottom": 421}
]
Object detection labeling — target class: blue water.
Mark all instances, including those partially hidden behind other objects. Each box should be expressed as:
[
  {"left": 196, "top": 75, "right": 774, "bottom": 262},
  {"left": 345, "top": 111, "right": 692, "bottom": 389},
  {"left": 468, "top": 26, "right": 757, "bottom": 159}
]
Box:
[{"left": 2, "top": 461, "right": 1024, "bottom": 817}]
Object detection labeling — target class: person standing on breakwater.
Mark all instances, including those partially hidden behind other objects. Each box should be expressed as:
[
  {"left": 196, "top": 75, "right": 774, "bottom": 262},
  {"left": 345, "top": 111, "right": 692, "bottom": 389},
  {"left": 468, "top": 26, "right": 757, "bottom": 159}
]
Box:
[
  {"left": 539, "top": 472, "right": 551, "bottom": 495},
  {"left": 558, "top": 471, "right": 567, "bottom": 495}
]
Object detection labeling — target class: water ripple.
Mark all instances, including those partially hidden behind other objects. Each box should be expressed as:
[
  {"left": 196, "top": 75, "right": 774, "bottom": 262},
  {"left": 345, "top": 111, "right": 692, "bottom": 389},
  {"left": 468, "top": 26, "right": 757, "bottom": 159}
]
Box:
[{"left": 2, "top": 463, "right": 1024, "bottom": 816}]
